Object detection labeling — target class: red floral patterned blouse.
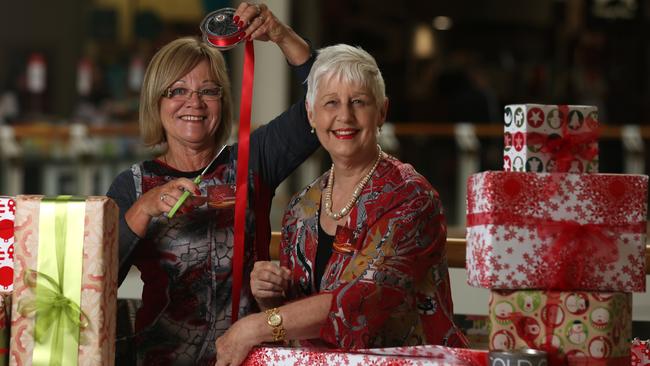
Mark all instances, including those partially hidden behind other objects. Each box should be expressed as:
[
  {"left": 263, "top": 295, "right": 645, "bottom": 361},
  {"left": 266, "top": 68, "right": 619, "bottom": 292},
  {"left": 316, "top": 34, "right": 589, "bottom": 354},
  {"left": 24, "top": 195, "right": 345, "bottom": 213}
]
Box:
[{"left": 280, "top": 154, "right": 468, "bottom": 349}]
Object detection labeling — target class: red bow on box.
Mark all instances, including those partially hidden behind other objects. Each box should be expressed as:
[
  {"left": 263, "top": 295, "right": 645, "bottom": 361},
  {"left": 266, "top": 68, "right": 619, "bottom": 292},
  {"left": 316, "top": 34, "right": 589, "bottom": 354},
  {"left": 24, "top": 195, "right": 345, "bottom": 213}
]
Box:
[{"left": 537, "top": 220, "right": 619, "bottom": 290}]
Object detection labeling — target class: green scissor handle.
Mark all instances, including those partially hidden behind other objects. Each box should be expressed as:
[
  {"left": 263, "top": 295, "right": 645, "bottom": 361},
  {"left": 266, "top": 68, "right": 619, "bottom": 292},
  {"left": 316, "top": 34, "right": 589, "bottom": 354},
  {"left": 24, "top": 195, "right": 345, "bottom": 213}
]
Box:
[{"left": 166, "top": 175, "right": 202, "bottom": 218}]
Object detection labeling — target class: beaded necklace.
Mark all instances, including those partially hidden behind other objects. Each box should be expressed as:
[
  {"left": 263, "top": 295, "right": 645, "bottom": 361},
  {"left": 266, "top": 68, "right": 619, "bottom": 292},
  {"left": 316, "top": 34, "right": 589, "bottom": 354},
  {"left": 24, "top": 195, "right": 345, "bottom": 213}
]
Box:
[{"left": 323, "top": 144, "right": 383, "bottom": 220}]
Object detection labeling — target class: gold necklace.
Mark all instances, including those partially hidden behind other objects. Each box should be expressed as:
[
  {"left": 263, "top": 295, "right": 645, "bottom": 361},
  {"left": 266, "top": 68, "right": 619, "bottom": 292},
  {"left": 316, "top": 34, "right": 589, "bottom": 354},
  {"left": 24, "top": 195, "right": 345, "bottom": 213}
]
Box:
[{"left": 324, "top": 145, "right": 383, "bottom": 220}]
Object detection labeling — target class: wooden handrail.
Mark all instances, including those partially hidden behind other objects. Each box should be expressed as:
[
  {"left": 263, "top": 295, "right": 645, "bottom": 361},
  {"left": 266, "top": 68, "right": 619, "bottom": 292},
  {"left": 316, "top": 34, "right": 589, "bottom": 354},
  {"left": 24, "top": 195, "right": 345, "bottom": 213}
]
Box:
[
  {"left": 9, "top": 122, "right": 650, "bottom": 140},
  {"left": 269, "top": 232, "right": 650, "bottom": 274}
]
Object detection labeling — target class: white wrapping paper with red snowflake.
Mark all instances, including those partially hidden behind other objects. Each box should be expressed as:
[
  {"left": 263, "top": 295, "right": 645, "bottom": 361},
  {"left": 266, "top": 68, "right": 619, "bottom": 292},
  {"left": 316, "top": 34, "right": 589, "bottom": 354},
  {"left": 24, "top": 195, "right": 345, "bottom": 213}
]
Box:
[
  {"left": 466, "top": 171, "right": 647, "bottom": 292},
  {"left": 631, "top": 338, "right": 650, "bottom": 366},
  {"left": 488, "top": 290, "right": 631, "bottom": 365},
  {"left": 503, "top": 104, "right": 599, "bottom": 173},
  {"left": 242, "top": 345, "right": 488, "bottom": 366},
  {"left": 0, "top": 197, "right": 15, "bottom": 292}
]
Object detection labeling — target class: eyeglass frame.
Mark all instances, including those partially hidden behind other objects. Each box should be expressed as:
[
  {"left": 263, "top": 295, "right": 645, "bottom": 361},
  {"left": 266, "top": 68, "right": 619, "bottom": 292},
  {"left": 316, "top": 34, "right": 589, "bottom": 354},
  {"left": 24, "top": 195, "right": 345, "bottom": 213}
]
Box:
[{"left": 162, "top": 85, "right": 224, "bottom": 101}]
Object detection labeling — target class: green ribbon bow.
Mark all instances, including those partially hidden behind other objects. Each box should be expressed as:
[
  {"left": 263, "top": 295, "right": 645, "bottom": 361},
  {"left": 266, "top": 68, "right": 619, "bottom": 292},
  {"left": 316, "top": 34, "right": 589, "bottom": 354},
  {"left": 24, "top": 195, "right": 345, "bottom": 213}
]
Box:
[{"left": 17, "top": 196, "right": 87, "bottom": 366}]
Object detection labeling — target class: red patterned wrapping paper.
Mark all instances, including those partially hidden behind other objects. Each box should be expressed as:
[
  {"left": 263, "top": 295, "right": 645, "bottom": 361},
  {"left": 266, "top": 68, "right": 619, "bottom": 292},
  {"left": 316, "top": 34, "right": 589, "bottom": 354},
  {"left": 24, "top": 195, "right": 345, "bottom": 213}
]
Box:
[
  {"left": 9, "top": 196, "right": 118, "bottom": 366},
  {"left": 503, "top": 104, "right": 599, "bottom": 173},
  {"left": 632, "top": 339, "right": 650, "bottom": 366},
  {"left": 0, "top": 198, "right": 15, "bottom": 292},
  {"left": 243, "top": 345, "right": 487, "bottom": 366},
  {"left": 466, "top": 171, "right": 647, "bottom": 291},
  {"left": 488, "top": 290, "right": 631, "bottom": 365}
]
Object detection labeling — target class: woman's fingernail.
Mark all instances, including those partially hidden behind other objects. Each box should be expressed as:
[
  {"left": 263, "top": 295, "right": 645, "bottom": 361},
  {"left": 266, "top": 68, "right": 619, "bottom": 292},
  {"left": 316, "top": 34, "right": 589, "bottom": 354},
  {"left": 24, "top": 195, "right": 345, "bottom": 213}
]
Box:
[
  {"left": 233, "top": 15, "right": 240, "bottom": 23},
  {"left": 194, "top": 189, "right": 201, "bottom": 195},
  {"left": 238, "top": 20, "right": 244, "bottom": 28}
]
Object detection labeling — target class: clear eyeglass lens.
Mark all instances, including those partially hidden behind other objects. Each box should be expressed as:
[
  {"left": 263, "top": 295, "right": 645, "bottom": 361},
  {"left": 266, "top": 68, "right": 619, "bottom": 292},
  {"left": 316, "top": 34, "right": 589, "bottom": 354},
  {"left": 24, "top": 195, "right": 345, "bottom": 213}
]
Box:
[{"left": 166, "top": 87, "right": 222, "bottom": 100}]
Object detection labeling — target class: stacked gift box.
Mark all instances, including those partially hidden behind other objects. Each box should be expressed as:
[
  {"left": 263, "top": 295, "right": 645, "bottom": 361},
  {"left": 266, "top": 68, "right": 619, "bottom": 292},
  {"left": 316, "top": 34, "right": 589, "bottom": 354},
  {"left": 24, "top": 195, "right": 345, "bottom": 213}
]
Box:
[
  {"left": 0, "top": 197, "right": 15, "bottom": 366},
  {"left": 466, "top": 104, "right": 648, "bottom": 365}
]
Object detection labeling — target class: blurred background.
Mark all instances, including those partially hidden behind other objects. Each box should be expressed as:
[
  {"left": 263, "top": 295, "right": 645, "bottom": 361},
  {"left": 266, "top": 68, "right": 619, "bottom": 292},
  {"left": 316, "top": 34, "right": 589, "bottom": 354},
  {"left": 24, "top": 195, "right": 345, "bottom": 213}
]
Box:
[
  {"left": 2, "top": 0, "right": 650, "bottom": 340},
  {"left": 1, "top": 0, "right": 649, "bottom": 230}
]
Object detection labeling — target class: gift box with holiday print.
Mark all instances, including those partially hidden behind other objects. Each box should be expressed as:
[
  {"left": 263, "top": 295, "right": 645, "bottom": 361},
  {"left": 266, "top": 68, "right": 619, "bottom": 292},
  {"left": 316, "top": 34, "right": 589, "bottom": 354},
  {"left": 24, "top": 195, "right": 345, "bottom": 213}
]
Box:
[
  {"left": 0, "top": 198, "right": 15, "bottom": 293},
  {"left": 488, "top": 290, "right": 631, "bottom": 365},
  {"left": 503, "top": 104, "right": 599, "bottom": 173},
  {"left": 466, "top": 171, "right": 647, "bottom": 291},
  {"left": 9, "top": 195, "right": 118, "bottom": 366},
  {"left": 631, "top": 338, "right": 650, "bottom": 366},
  {"left": 243, "top": 345, "right": 488, "bottom": 366}
]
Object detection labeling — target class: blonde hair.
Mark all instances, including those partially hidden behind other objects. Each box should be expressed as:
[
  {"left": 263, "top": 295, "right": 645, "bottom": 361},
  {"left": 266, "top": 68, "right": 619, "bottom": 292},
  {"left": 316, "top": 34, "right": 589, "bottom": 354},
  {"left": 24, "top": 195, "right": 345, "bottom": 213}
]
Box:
[
  {"left": 139, "top": 37, "right": 233, "bottom": 147},
  {"left": 306, "top": 44, "right": 386, "bottom": 112}
]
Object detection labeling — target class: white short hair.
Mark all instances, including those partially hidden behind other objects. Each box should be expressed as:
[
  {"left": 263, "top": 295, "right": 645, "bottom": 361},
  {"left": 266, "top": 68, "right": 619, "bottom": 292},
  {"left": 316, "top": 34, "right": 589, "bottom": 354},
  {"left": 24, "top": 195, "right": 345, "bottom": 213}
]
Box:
[{"left": 306, "top": 44, "right": 386, "bottom": 112}]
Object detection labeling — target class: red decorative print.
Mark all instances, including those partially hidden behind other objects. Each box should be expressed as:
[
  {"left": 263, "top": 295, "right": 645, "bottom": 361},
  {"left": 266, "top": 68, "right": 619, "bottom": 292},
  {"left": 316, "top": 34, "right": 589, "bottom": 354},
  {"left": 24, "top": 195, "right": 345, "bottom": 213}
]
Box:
[
  {"left": 243, "top": 345, "right": 488, "bottom": 366},
  {"left": 0, "top": 197, "right": 14, "bottom": 291}
]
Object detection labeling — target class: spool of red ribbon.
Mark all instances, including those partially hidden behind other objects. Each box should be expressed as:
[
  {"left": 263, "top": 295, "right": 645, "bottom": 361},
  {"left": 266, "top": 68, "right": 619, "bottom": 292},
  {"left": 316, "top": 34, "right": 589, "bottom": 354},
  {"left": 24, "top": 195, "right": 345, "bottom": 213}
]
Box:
[{"left": 200, "top": 8, "right": 246, "bottom": 50}]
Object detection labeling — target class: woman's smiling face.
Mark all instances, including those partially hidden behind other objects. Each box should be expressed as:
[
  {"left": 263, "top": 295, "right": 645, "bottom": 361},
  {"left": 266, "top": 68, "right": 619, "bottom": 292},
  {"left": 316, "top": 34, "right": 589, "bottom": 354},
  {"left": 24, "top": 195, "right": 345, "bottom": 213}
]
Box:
[
  {"left": 308, "top": 74, "right": 387, "bottom": 163},
  {"left": 160, "top": 59, "right": 222, "bottom": 150}
]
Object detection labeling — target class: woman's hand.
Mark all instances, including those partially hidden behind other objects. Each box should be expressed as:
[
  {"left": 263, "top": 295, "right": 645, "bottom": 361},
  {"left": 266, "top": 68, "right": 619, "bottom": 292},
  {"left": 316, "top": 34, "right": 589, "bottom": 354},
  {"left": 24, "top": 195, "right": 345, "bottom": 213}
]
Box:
[
  {"left": 215, "top": 313, "right": 264, "bottom": 366},
  {"left": 125, "top": 177, "right": 201, "bottom": 237},
  {"left": 250, "top": 261, "right": 290, "bottom": 310},
  {"left": 234, "top": 2, "right": 310, "bottom": 65},
  {"left": 141, "top": 178, "right": 200, "bottom": 217}
]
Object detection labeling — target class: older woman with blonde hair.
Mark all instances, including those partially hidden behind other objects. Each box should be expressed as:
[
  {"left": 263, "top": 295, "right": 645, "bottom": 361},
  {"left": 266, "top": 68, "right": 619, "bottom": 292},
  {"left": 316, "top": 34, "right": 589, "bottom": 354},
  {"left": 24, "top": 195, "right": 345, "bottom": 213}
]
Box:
[
  {"left": 216, "top": 44, "right": 467, "bottom": 366},
  {"left": 107, "top": 3, "right": 319, "bottom": 365}
]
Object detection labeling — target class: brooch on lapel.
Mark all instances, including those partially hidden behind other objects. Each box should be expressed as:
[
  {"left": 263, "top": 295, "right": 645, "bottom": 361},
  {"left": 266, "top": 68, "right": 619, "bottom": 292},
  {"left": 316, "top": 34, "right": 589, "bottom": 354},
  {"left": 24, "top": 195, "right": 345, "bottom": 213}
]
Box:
[{"left": 332, "top": 225, "right": 356, "bottom": 254}]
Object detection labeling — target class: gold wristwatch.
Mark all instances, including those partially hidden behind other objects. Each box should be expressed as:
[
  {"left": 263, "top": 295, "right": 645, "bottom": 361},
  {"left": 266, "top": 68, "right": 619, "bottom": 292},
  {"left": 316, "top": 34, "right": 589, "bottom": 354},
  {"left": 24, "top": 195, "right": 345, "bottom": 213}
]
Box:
[{"left": 265, "top": 307, "right": 286, "bottom": 342}]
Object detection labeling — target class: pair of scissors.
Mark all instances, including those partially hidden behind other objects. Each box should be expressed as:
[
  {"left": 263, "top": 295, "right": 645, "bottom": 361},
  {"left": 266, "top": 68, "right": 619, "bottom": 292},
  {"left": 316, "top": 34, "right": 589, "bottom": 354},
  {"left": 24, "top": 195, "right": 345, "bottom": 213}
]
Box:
[{"left": 166, "top": 144, "right": 228, "bottom": 218}]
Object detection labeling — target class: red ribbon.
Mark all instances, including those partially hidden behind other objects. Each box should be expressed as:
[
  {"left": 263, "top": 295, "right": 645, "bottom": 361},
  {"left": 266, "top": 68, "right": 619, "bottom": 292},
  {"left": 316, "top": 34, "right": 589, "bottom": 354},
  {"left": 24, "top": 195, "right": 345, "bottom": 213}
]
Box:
[
  {"left": 466, "top": 212, "right": 645, "bottom": 234},
  {"left": 205, "top": 32, "right": 246, "bottom": 49},
  {"left": 537, "top": 220, "right": 619, "bottom": 290},
  {"left": 466, "top": 211, "right": 643, "bottom": 290},
  {"left": 232, "top": 40, "right": 254, "bottom": 323},
  {"left": 534, "top": 105, "right": 599, "bottom": 172}
]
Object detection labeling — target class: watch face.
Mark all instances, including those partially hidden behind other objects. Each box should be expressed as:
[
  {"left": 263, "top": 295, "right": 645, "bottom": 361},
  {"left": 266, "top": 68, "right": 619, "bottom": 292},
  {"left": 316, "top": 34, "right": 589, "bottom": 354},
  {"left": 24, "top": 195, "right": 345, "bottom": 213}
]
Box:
[{"left": 269, "top": 313, "right": 282, "bottom": 327}]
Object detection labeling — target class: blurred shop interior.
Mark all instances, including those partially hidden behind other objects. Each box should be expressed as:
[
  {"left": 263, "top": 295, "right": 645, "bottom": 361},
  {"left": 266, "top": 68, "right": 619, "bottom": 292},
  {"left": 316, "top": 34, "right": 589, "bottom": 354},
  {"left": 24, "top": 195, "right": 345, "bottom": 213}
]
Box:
[{"left": 1, "top": 0, "right": 650, "bottom": 234}]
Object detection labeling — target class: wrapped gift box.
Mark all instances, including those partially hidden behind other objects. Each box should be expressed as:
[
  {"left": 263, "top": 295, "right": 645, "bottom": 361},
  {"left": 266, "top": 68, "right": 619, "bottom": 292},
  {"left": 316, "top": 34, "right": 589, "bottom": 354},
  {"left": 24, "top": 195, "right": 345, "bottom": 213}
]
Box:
[
  {"left": 503, "top": 104, "right": 598, "bottom": 173},
  {"left": 10, "top": 196, "right": 118, "bottom": 366},
  {"left": 631, "top": 339, "right": 650, "bottom": 366},
  {"left": 488, "top": 290, "right": 631, "bottom": 364},
  {"left": 0, "top": 198, "right": 15, "bottom": 292},
  {"left": 466, "top": 171, "right": 648, "bottom": 291},
  {"left": 243, "top": 345, "right": 487, "bottom": 366}
]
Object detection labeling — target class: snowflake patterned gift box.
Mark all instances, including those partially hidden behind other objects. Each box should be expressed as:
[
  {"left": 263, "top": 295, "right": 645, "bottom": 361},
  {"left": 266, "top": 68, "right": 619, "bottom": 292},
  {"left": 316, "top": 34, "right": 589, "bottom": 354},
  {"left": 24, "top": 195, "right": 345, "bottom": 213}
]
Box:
[
  {"left": 0, "top": 197, "right": 15, "bottom": 293},
  {"left": 9, "top": 196, "right": 118, "bottom": 366},
  {"left": 242, "top": 345, "right": 488, "bottom": 366},
  {"left": 466, "top": 171, "right": 648, "bottom": 291},
  {"left": 503, "top": 104, "right": 599, "bottom": 173},
  {"left": 488, "top": 290, "right": 631, "bottom": 365},
  {"left": 631, "top": 338, "right": 650, "bottom": 366}
]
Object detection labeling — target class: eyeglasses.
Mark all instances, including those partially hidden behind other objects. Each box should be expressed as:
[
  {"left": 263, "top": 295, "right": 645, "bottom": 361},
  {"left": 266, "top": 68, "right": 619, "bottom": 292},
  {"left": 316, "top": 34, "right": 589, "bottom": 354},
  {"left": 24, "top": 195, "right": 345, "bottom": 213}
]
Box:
[{"left": 163, "top": 86, "right": 223, "bottom": 101}]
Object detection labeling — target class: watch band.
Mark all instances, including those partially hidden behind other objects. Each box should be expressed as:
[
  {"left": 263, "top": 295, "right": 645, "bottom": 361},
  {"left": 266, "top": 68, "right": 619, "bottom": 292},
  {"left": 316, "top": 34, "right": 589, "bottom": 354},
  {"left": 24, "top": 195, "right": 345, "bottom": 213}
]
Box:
[{"left": 265, "top": 307, "right": 287, "bottom": 342}]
